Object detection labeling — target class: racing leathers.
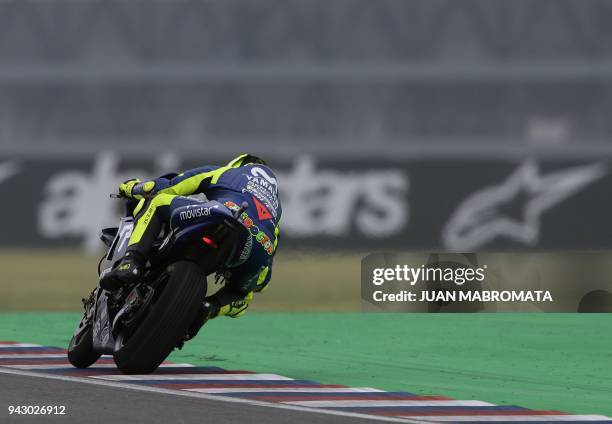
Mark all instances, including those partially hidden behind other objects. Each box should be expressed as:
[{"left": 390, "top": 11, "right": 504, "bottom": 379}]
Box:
[{"left": 100, "top": 154, "right": 281, "bottom": 320}]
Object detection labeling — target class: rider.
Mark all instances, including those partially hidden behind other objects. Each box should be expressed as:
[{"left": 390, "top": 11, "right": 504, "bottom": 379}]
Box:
[{"left": 100, "top": 154, "right": 281, "bottom": 321}]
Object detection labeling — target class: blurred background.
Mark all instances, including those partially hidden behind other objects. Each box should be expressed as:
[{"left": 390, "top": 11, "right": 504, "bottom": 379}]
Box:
[{"left": 1, "top": 0, "right": 611, "bottom": 311}]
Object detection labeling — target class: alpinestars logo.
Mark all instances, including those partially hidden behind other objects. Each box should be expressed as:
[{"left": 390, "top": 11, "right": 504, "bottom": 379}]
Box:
[{"left": 442, "top": 160, "right": 607, "bottom": 250}]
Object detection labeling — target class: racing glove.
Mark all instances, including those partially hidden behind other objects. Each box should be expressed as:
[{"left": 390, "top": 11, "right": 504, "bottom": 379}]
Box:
[{"left": 119, "top": 179, "right": 156, "bottom": 199}]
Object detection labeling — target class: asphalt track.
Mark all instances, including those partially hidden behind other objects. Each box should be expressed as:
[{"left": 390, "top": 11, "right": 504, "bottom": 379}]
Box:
[{"left": 0, "top": 372, "right": 380, "bottom": 424}]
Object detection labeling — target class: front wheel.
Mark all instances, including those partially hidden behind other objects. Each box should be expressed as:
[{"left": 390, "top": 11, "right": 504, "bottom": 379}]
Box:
[
  {"left": 67, "top": 325, "right": 101, "bottom": 368},
  {"left": 113, "top": 261, "right": 205, "bottom": 374}
]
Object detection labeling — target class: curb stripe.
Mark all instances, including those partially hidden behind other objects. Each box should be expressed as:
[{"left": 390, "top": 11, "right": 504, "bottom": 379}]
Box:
[
  {"left": 0, "top": 349, "right": 65, "bottom": 354},
  {"left": 0, "top": 343, "right": 47, "bottom": 348},
  {"left": 223, "top": 391, "right": 415, "bottom": 397},
  {"left": 185, "top": 387, "right": 384, "bottom": 394},
  {"left": 41, "top": 366, "right": 236, "bottom": 376},
  {"left": 0, "top": 341, "right": 610, "bottom": 424},
  {"left": 334, "top": 406, "right": 530, "bottom": 415},
  {"left": 0, "top": 354, "right": 71, "bottom": 359},
  {"left": 409, "top": 416, "right": 612, "bottom": 422},
  {"left": 46, "top": 366, "right": 255, "bottom": 375},
  {"left": 244, "top": 395, "right": 449, "bottom": 402},
  {"left": 325, "top": 406, "right": 534, "bottom": 415},
  {"left": 93, "top": 373, "right": 293, "bottom": 381},
  {"left": 0, "top": 359, "right": 118, "bottom": 365},
  {"left": 374, "top": 409, "right": 557, "bottom": 416},
  {"left": 134, "top": 379, "right": 324, "bottom": 387},
  {"left": 2, "top": 363, "right": 195, "bottom": 370},
  {"left": 284, "top": 400, "right": 495, "bottom": 408}
]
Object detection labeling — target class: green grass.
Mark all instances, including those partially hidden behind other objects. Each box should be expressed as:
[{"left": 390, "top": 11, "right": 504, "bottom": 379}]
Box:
[
  {"left": 0, "top": 249, "right": 360, "bottom": 311},
  {"left": 0, "top": 312, "right": 610, "bottom": 416},
  {"left": 1, "top": 250, "right": 611, "bottom": 415}
]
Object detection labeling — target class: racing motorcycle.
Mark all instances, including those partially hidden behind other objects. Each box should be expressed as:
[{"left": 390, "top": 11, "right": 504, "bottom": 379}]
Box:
[{"left": 67, "top": 194, "right": 250, "bottom": 374}]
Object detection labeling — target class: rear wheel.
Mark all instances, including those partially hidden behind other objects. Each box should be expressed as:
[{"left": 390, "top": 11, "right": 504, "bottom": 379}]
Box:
[
  {"left": 67, "top": 325, "right": 101, "bottom": 368},
  {"left": 113, "top": 261, "right": 205, "bottom": 374}
]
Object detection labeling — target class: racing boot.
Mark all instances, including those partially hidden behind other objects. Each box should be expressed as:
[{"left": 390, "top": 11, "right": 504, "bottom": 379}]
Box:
[
  {"left": 218, "top": 292, "right": 253, "bottom": 318},
  {"left": 100, "top": 250, "right": 145, "bottom": 291}
]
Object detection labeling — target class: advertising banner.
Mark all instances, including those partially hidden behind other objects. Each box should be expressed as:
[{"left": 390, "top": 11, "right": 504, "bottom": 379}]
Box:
[{"left": 0, "top": 154, "right": 608, "bottom": 251}]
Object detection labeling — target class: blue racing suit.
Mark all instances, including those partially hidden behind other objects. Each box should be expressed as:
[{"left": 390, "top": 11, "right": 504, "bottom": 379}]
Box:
[{"left": 124, "top": 154, "right": 281, "bottom": 318}]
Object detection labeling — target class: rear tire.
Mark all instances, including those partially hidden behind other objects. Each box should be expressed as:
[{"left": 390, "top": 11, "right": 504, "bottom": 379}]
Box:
[
  {"left": 113, "top": 261, "right": 205, "bottom": 374},
  {"left": 67, "top": 326, "right": 101, "bottom": 368}
]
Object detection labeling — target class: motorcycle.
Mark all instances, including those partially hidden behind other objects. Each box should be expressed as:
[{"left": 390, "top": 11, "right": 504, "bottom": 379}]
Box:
[{"left": 67, "top": 194, "right": 250, "bottom": 374}]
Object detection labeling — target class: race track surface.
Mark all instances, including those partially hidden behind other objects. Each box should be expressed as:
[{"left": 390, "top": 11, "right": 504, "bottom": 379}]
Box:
[
  {"left": 0, "top": 372, "right": 377, "bottom": 424},
  {"left": 1, "top": 342, "right": 611, "bottom": 424}
]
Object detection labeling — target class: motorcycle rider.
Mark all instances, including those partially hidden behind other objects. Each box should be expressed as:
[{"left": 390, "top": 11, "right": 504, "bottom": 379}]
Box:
[{"left": 100, "top": 154, "right": 281, "bottom": 321}]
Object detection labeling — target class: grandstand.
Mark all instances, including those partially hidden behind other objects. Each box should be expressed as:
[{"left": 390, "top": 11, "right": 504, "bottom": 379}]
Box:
[{"left": 0, "top": 0, "right": 609, "bottom": 158}]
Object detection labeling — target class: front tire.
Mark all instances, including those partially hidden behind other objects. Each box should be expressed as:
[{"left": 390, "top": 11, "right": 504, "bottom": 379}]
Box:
[
  {"left": 113, "top": 261, "right": 205, "bottom": 374},
  {"left": 67, "top": 325, "right": 101, "bottom": 368}
]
